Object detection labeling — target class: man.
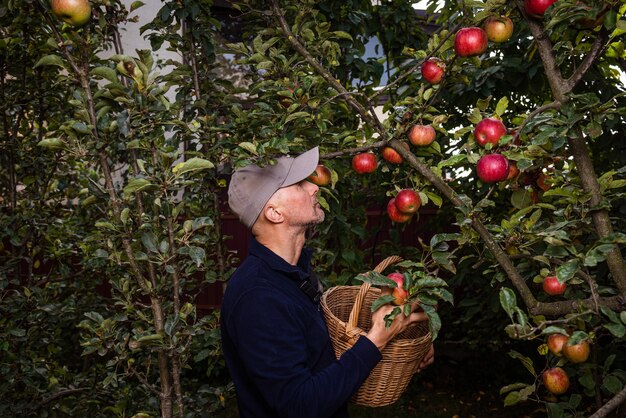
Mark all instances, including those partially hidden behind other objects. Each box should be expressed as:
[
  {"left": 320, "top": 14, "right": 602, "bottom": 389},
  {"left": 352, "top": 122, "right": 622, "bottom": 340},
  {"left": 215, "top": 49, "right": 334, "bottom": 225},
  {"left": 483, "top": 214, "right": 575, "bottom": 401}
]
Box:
[{"left": 221, "top": 146, "right": 434, "bottom": 418}]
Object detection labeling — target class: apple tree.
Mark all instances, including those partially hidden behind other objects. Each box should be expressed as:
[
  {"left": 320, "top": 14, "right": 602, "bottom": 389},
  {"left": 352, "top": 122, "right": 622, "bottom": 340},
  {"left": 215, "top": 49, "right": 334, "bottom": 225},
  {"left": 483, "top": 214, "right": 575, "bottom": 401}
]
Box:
[{"left": 222, "top": 0, "right": 626, "bottom": 416}]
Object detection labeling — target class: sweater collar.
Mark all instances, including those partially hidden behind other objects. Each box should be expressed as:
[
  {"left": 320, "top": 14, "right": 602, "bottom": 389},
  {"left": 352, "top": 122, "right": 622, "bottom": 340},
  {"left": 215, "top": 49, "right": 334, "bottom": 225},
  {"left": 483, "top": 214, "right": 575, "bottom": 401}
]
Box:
[{"left": 249, "top": 236, "right": 313, "bottom": 279}]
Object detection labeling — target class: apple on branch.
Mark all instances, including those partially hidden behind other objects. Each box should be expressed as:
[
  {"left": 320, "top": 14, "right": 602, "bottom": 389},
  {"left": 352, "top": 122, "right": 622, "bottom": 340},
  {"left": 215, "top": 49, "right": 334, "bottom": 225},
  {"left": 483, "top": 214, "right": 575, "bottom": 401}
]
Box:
[
  {"left": 421, "top": 58, "right": 445, "bottom": 85},
  {"left": 408, "top": 124, "right": 436, "bottom": 147},
  {"left": 308, "top": 164, "right": 332, "bottom": 186},
  {"left": 454, "top": 27, "right": 488, "bottom": 57},
  {"left": 476, "top": 154, "right": 509, "bottom": 183},
  {"left": 547, "top": 333, "right": 569, "bottom": 357},
  {"left": 563, "top": 339, "right": 590, "bottom": 363},
  {"left": 524, "top": 0, "right": 559, "bottom": 18},
  {"left": 474, "top": 117, "right": 507, "bottom": 148},
  {"left": 543, "top": 367, "right": 570, "bottom": 395},
  {"left": 51, "top": 0, "right": 92, "bottom": 27},
  {"left": 351, "top": 152, "right": 377, "bottom": 174},
  {"left": 394, "top": 189, "right": 421, "bottom": 214},
  {"left": 542, "top": 276, "right": 566, "bottom": 296},
  {"left": 381, "top": 143, "right": 409, "bottom": 164},
  {"left": 483, "top": 16, "right": 514, "bottom": 43},
  {"left": 387, "top": 198, "right": 412, "bottom": 223}
]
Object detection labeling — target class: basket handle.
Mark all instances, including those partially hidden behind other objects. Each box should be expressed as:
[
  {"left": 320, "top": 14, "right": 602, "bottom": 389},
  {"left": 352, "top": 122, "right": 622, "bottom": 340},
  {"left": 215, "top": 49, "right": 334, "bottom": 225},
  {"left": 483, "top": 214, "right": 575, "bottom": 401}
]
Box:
[{"left": 346, "top": 255, "right": 404, "bottom": 331}]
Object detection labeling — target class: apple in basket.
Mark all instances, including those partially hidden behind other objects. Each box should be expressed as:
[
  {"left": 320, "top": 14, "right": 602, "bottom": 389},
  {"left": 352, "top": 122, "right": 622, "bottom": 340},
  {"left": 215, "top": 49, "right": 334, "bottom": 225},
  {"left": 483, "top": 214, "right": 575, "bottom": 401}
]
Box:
[{"left": 386, "top": 272, "right": 408, "bottom": 306}]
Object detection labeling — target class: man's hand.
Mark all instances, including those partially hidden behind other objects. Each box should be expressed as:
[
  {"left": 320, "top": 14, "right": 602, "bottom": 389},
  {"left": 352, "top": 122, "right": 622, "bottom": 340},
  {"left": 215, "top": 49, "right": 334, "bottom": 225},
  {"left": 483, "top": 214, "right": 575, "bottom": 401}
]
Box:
[
  {"left": 365, "top": 299, "right": 429, "bottom": 351},
  {"left": 416, "top": 343, "right": 435, "bottom": 373}
]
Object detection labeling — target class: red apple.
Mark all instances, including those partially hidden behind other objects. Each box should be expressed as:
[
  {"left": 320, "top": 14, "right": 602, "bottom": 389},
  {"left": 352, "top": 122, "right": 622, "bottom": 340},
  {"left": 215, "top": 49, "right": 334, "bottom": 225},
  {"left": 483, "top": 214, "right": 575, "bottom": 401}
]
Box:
[
  {"left": 536, "top": 172, "right": 551, "bottom": 191},
  {"left": 454, "top": 27, "right": 488, "bottom": 57},
  {"left": 507, "top": 161, "right": 520, "bottom": 180},
  {"left": 547, "top": 333, "right": 569, "bottom": 356},
  {"left": 387, "top": 198, "right": 412, "bottom": 223},
  {"left": 474, "top": 117, "right": 507, "bottom": 148},
  {"left": 543, "top": 367, "right": 570, "bottom": 395},
  {"left": 387, "top": 272, "right": 405, "bottom": 288},
  {"left": 476, "top": 154, "right": 509, "bottom": 183},
  {"left": 308, "top": 164, "right": 332, "bottom": 186},
  {"left": 352, "top": 153, "right": 377, "bottom": 174},
  {"left": 542, "top": 276, "right": 566, "bottom": 296},
  {"left": 50, "top": 0, "right": 92, "bottom": 26},
  {"left": 563, "top": 340, "right": 590, "bottom": 363},
  {"left": 524, "top": 0, "right": 559, "bottom": 17},
  {"left": 483, "top": 16, "right": 514, "bottom": 43},
  {"left": 394, "top": 189, "right": 421, "bottom": 214},
  {"left": 387, "top": 272, "right": 408, "bottom": 305},
  {"left": 408, "top": 124, "right": 436, "bottom": 147},
  {"left": 421, "top": 58, "right": 446, "bottom": 84},
  {"left": 381, "top": 143, "right": 409, "bottom": 164}
]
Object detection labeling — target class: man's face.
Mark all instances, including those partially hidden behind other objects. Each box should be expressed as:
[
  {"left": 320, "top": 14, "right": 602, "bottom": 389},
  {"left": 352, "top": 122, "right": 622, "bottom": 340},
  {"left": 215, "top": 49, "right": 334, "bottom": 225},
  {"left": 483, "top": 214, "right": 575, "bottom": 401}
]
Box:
[{"left": 273, "top": 179, "right": 325, "bottom": 228}]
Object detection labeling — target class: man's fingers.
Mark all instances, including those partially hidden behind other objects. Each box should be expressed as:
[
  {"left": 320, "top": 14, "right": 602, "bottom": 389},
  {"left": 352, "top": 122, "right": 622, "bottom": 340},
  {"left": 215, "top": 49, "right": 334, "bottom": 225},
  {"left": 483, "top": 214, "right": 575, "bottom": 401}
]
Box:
[{"left": 409, "top": 311, "right": 428, "bottom": 323}]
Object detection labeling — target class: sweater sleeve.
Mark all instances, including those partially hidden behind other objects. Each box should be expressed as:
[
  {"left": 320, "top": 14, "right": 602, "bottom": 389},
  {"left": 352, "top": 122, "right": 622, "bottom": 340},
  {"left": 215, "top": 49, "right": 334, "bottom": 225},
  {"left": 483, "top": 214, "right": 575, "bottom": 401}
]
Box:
[{"left": 225, "top": 287, "right": 382, "bottom": 418}]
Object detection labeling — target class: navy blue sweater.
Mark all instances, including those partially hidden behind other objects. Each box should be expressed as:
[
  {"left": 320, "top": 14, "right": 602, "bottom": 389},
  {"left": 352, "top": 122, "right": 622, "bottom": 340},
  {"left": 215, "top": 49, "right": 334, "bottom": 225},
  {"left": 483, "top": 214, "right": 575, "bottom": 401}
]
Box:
[{"left": 220, "top": 237, "right": 382, "bottom": 418}]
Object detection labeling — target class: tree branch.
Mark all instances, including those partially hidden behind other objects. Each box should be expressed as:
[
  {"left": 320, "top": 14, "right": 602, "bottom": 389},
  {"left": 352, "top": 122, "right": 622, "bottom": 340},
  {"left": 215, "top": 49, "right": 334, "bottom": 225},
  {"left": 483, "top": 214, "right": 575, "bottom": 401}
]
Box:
[
  {"left": 269, "top": 0, "right": 385, "bottom": 134},
  {"left": 587, "top": 385, "right": 626, "bottom": 418},
  {"left": 564, "top": 29, "right": 609, "bottom": 92}
]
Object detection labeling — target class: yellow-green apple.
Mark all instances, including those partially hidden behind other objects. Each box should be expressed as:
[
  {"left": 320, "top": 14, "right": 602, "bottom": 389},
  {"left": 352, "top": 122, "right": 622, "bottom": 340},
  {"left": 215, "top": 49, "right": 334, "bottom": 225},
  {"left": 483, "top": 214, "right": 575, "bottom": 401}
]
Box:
[
  {"left": 563, "top": 340, "right": 590, "bottom": 363},
  {"left": 483, "top": 16, "right": 514, "bottom": 43},
  {"left": 394, "top": 189, "right": 421, "bottom": 214},
  {"left": 542, "top": 276, "right": 566, "bottom": 296},
  {"left": 408, "top": 124, "right": 436, "bottom": 147},
  {"left": 524, "top": 0, "right": 559, "bottom": 17},
  {"left": 421, "top": 58, "right": 445, "bottom": 84},
  {"left": 476, "top": 154, "right": 509, "bottom": 183},
  {"left": 543, "top": 367, "right": 570, "bottom": 395},
  {"left": 547, "top": 333, "right": 569, "bottom": 356},
  {"left": 352, "top": 153, "right": 377, "bottom": 174},
  {"left": 474, "top": 117, "right": 507, "bottom": 147},
  {"left": 454, "top": 27, "right": 488, "bottom": 57},
  {"left": 308, "top": 164, "right": 332, "bottom": 186},
  {"left": 50, "top": 0, "right": 92, "bottom": 26},
  {"left": 387, "top": 198, "right": 412, "bottom": 223}
]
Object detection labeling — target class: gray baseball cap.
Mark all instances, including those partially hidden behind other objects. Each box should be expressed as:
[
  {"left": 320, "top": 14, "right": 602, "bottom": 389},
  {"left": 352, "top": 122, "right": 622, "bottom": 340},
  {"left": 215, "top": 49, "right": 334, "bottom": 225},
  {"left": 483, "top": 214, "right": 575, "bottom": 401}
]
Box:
[{"left": 228, "top": 147, "right": 319, "bottom": 229}]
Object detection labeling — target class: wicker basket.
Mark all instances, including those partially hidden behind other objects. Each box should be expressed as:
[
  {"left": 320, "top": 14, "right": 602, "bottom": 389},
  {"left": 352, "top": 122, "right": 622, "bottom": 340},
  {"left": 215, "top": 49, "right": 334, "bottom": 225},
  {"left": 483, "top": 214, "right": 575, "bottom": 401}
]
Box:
[{"left": 320, "top": 255, "right": 432, "bottom": 407}]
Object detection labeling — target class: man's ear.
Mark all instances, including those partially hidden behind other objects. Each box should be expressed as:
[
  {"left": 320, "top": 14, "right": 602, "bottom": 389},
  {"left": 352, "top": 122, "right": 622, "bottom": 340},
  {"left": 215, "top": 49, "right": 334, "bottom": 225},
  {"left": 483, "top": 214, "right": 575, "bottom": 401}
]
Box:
[{"left": 263, "top": 203, "right": 284, "bottom": 224}]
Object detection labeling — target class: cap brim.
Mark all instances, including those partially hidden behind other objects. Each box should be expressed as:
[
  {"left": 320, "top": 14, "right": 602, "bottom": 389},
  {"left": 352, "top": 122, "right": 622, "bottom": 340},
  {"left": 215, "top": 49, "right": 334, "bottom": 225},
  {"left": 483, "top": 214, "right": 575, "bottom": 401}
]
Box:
[{"left": 281, "top": 146, "right": 319, "bottom": 187}]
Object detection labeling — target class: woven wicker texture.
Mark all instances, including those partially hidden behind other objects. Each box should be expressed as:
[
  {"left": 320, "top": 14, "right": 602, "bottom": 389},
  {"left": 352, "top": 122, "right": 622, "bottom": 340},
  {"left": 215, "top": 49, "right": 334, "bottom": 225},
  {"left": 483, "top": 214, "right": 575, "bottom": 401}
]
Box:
[{"left": 320, "top": 256, "right": 432, "bottom": 407}]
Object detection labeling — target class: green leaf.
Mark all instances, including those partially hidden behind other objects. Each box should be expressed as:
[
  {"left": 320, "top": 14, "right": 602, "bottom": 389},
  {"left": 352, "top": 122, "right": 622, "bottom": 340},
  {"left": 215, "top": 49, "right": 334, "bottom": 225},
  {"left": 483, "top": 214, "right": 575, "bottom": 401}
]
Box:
[
  {"left": 141, "top": 232, "right": 158, "bottom": 253},
  {"left": 556, "top": 259, "right": 579, "bottom": 282},
  {"left": 189, "top": 246, "right": 206, "bottom": 267},
  {"left": 123, "top": 178, "right": 156, "bottom": 195},
  {"left": 503, "top": 391, "right": 520, "bottom": 406},
  {"left": 371, "top": 294, "right": 396, "bottom": 312},
  {"left": 331, "top": 30, "right": 353, "bottom": 41},
  {"left": 495, "top": 97, "right": 509, "bottom": 117},
  {"left": 499, "top": 287, "right": 518, "bottom": 320},
  {"left": 508, "top": 350, "right": 536, "bottom": 377},
  {"left": 414, "top": 277, "right": 448, "bottom": 288},
  {"left": 34, "top": 54, "right": 65, "bottom": 69},
  {"left": 285, "top": 111, "right": 311, "bottom": 124},
  {"left": 238, "top": 142, "right": 258, "bottom": 155},
  {"left": 604, "top": 322, "right": 625, "bottom": 338},
  {"left": 354, "top": 271, "right": 397, "bottom": 287},
  {"left": 172, "top": 157, "right": 214, "bottom": 176},
  {"left": 37, "top": 138, "right": 65, "bottom": 149},
  {"left": 130, "top": 1, "right": 145, "bottom": 12},
  {"left": 621, "top": 311, "right": 626, "bottom": 324},
  {"left": 602, "top": 375, "right": 624, "bottom": 395},
  {"left": 500, "top": 382, "right": 532, "bottom": 395},
  {"left": 91, "top": 66, "right": 118, "bottom": 83}
]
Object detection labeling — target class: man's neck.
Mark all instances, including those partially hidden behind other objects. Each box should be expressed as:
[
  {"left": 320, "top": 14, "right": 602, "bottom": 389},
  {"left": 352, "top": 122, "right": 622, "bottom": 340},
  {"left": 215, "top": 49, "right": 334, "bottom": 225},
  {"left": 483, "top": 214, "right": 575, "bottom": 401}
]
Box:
[{"left": 256, "top": 227, "right": 307, "bottom": 266}]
